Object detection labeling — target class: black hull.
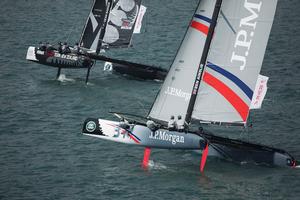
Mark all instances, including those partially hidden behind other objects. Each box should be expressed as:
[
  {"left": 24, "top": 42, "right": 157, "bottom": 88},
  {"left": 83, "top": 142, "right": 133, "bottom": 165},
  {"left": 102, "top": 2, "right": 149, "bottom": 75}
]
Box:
[
  {"left": 113, "top": 63, "right": 167, "bottom": 80},
  {"left": 26, "top": 47, "right": 95, "bottom": 83},
  {"left": 88, "top": 54, "right": 168, "bottom": 80},
  {"left": 196, "top": 131, "right": 297, "bottom": 167},
  {"left": 29, "top": 48, "right": 94, "bottom": 69}
]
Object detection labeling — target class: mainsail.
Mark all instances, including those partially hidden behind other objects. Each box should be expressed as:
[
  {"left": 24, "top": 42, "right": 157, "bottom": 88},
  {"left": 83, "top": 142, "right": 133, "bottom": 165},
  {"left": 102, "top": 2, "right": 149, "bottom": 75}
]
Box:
[
  {"left": 192, "top": 0, "right": 277, "bottom": 125},
  {"left": 149, "top": 0, "right": 278, "bottom": 126},
  {"left": 103, "top": 0, "right": 143, "bottom": 48},
  {"left": 79, "top": 0, "right": 144, "bottom": 53}
]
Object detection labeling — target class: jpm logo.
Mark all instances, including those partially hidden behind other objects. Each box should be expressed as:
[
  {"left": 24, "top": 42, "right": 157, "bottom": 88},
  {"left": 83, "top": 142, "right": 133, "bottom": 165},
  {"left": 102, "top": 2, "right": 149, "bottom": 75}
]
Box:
[
  {"left": 149, "top": 130, "right": 184, "bottom": 145},
  {"left": 231, "top": 0, "right": 262, "bottom": 70}
]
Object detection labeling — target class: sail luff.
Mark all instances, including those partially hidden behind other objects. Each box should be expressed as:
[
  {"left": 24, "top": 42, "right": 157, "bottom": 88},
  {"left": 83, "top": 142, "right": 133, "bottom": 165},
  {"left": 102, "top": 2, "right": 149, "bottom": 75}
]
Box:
[{"left": 185, "top": 0, "right": 223, "bottom": 124}]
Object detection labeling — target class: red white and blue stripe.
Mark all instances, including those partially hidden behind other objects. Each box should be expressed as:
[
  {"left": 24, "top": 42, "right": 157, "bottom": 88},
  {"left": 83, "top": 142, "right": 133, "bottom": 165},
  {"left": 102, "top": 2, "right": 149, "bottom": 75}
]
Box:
[
  {"left": 190, "top": 14, "right": 211, "bottom": 35},
  {"left": 203, "top": 62, "right": 253, "bottom": 122}
]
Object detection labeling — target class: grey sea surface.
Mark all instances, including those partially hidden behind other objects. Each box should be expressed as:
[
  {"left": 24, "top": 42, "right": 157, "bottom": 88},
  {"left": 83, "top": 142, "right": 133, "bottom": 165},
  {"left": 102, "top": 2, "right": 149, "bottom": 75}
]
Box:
[{"left": 0, "top": 0, "right": 300, "bottom": 199}]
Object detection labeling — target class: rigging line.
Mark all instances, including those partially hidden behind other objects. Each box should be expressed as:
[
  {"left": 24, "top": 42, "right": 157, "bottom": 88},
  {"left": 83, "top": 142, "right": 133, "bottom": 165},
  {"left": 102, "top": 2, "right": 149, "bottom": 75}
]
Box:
[
  {"left": 65, "top": 22, "right": 77, "bottom": 43},
  {"left": 137, "top": 101, "right": 148, "bottom": 116},
  {"left": 220, "top": 10, "right": 236, "bottom": 34}
]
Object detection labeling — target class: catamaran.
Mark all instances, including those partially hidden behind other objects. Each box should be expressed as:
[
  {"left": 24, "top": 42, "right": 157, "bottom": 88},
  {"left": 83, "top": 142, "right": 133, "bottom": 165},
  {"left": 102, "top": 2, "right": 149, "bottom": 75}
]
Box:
[
  {"left": 82, "top": 0, "right": 298, "bottom": 171},
  {"left": 26, "top": 0, "right": 166, "bottom": 83}
]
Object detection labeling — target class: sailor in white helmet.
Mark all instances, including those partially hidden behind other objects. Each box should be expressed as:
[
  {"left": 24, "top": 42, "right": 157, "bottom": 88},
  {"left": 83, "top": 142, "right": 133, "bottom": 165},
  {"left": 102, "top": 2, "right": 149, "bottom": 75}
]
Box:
[
  {"left": 168, "top": 115, "right": 176, "bottom": 131},
  {"left": 177, "top": 115, "right": 185, "bottom": 132}
]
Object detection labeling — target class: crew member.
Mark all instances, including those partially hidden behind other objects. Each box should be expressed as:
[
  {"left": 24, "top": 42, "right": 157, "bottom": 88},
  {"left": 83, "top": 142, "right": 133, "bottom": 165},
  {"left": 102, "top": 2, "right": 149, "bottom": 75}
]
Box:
[
  {"left": 38, "top": 42, "right": 46, "bottom": 51},
  {"left": 58, "top": 42, "right": 63, "bottom": 53},
  {"left": 146, "top": 120, "right": 158, "bottom": 131},
  {"left": 62, "top": 42, "right": 71, "bottom": 54},
  {"left": 168, "top": 115, "right": 176, "bottom": 131},
  {"left": 177, "top": 115, "right": 185, "bottom": 132},
  {"left": 73, "top": 42, "right": 80, "bottom": 54}
]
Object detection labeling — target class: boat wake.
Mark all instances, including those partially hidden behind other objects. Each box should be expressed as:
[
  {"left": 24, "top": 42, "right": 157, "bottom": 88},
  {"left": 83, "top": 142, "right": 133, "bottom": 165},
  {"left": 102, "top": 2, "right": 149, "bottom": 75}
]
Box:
[
  {"left": 148, "top": 160, "right": 167, "bottom": 170},
  {"left": 57, "top": 74, "right": 75, "bottom": 83}
]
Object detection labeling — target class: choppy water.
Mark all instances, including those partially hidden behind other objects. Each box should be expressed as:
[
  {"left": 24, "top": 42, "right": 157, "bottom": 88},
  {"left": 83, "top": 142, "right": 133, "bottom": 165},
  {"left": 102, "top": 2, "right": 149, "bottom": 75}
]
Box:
[{"left": 0, "top": 0, "right": 300, "bottom": 199}]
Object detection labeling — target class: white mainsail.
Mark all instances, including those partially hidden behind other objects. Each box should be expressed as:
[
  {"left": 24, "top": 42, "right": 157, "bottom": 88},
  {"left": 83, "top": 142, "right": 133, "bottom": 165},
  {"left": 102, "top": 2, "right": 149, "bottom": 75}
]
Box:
[
  {"left": 192, "top": 0, "right": 277, "bottom": 124},
  {"left": 149, "top": 0, "right": 278, "bottom": 126}
]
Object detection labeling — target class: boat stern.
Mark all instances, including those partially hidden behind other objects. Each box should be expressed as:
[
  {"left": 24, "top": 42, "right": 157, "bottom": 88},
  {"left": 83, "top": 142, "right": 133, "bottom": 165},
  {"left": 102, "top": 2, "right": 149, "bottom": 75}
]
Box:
[{"left": 26, "top": 46, "right": 38, "bottom": 61}]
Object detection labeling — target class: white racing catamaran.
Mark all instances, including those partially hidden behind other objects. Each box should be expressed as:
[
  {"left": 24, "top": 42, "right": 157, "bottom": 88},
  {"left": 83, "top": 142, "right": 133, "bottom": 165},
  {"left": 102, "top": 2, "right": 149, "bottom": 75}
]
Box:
[{"left": 82, "top": 0, "right": 298, "bottom": 171}]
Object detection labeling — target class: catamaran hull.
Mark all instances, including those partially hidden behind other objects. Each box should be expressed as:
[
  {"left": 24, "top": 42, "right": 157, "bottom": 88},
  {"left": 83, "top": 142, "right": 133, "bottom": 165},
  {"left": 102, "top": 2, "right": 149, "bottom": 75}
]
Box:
[
  {"left": 26, "top": 46, "right": 94, "bottom": 69},
  {"left": 83, "top": 118, "right": 206, "bottom": 149},
  {"left": 112, "top": 63, "right": 167, "bottom": 80},
  {"left": 82, "top": 118, "right": 296, "bottom": 168}
]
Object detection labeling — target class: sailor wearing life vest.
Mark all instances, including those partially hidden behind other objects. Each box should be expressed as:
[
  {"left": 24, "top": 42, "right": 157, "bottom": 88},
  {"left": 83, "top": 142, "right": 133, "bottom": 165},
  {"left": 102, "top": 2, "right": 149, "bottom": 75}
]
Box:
[
  {"left": 168, "top": 115, "right": 176, "bottom": 131},
  {"left": 177, "top": 115, "right": 185, "bottom": 132}
]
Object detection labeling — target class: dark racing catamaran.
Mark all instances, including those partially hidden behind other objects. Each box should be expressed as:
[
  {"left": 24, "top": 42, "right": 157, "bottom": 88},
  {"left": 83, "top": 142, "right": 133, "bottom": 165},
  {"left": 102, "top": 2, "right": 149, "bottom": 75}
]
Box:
[
  {"left": 26, "top": 0, "right": 166, "bottom": 82},
  {"left": 82, "top": 0, "right": 298, "bottom": 171}
]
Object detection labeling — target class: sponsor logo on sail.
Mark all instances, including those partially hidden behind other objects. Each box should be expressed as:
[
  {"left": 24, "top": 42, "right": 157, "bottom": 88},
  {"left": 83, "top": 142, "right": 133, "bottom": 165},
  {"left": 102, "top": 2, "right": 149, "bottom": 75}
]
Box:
[
  {"left": 165, "top": 86, "right": 191, "bottom": 101},
  {"left": 149, "top": 130, "right": 184, "bottom": 145},
  {"left": 231, "top": 0, "right": 262, "bottom": 70}
]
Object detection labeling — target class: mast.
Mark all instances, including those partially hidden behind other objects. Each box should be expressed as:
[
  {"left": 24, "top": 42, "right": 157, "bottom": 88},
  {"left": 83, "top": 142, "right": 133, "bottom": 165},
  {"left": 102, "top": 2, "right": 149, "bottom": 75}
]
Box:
[
  {"left": 185, "top": 0, "right": 223, "bottom": 124},
  {"left": 96, "top": 0, "right": 113, "bottom": 54}
]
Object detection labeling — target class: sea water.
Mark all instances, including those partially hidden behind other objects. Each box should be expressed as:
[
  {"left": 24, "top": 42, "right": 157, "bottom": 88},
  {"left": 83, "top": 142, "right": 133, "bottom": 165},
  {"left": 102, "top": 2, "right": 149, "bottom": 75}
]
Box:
[{"left": 0, "top": 0, "right": 300, "bottom": 199}]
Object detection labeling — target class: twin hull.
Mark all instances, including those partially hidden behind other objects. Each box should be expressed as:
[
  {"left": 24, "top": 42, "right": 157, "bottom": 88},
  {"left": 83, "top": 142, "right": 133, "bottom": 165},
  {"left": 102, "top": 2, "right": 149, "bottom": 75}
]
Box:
[{"left": 82, "top": 118, "right": 296, "bottom": 168}]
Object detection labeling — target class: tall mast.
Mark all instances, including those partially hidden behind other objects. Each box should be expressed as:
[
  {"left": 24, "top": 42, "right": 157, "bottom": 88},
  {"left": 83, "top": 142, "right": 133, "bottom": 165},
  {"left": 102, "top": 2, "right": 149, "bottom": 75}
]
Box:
[
  {"left": 185, "top": 0, "right": 223, "bottom": 124},
  {"left": 96, "top": 0, "right": 113, "bottom": 54}
]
